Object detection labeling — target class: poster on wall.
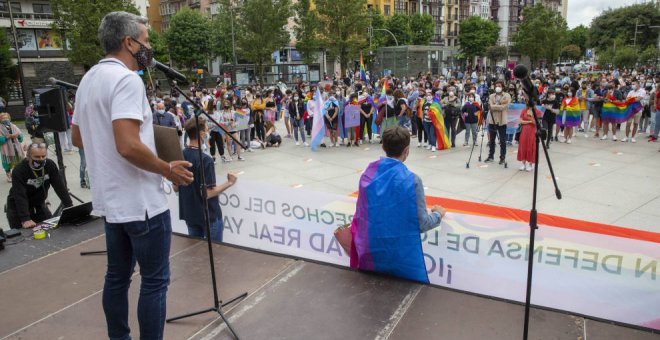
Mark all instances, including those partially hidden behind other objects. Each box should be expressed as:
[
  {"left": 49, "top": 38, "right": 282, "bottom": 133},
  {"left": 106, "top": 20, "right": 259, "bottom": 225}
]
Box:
[
  {"left": 8, "top": 29, "right": 37, "bottom": 51},
  {"left": 35, "top": 30, "right": 62, "bottom": 50}
]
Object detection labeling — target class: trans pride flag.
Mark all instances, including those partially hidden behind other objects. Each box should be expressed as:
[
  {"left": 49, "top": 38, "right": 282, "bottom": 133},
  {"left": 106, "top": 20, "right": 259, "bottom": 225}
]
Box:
[
  {"left": 601, "top": 97, "right": 643, "bottom": 124},
  {"left": 350, "top": 157, "right": 429, "bottom": 283},
  {"left": 310, "top": 88, "right": 326, "bottom": 151},
  {"left": 359, "top": 52, "right": 367, "bottom": 83},
  {"left": 557, "top": 96, "right": 582, "bottom": 127},
  {"left": 429, "top": 96, "right": 451, "bottom": 150}
]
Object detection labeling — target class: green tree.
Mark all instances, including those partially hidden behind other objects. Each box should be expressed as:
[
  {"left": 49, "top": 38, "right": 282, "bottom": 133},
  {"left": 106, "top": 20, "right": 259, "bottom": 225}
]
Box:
[
  {"left": 589, "top": 3, "right": 660, "bottom": 53},
  {"left": 409, "top": 13, "right": 434, "bottom": 45},
  {"left": 0, "top": 29, "right": 12, "bottom": 100},
  {"left": 315, "top": 0, "right": 369, "bottom": 77},
  {"left": 237, "top": 0, "right": 291, "bottom": 83},
  {"left": 51, "top": 0, "right": 139, "bottom": 68},
  {"left": 165, "top": 8, "right": 212, "bottom": 72},
  {"left": 210, "top": 0, "right": 237, "bottom": 63},
  {"left": 385, "top": 13, "right": 411, "bottom": 46},
  {"left": 458, "top": 16, "right": 500, "bottom": 59},
  {"left": 293, "top": 0, "right": 320, "bottom": 65},
  {"left": 148, "top": 28, "right": 168, "bottom": 63},
  {"left": 613, "top": 46, "right": 638, "bottom": 69},
  {"left": 638, "top": 46, "right": 659, "bottom": 67},
  {"left": 566, "top": 25, "right": 589, "bottom": 55},
  {"left": 367, "top": 8, "right": 387, "bottom": 50},
  {"left": 560, "top": 44, "right": 581, "bottom": 61},
  {"left": 513, "top": 4, "right": 567, "bottom": 67},
  {"left": 485, "top": 45, "right": 507, "bottom": 67}
]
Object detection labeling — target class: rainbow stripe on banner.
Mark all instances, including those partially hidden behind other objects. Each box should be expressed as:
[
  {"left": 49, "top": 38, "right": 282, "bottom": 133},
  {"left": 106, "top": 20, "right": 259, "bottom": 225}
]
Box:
[
  {"left": 359, "top": 52, "right": 367, "bottom": 83},
  {"left": 557, "top": 96, "right": 582, "bottom": 127},
  {"left": 601, "top": 97, "right": 643, "bottom": 124},
  {"left": 429, "top": 96, "right": 451, "bottom": 150}
]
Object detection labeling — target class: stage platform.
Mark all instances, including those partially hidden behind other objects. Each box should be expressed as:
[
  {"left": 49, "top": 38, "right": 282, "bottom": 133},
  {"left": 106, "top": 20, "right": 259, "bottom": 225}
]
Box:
[{"left": 0, "top": 220, "right": 657, "bottom": 340}]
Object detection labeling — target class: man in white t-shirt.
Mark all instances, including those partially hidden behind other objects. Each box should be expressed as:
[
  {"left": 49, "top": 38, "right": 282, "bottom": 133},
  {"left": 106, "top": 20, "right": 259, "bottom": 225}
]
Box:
[
  {"left": 623, "top": 80, "right": 646, "bottom": 143},
  {"left": 71, "top": 12, "right": 193, "bottom": 340}
]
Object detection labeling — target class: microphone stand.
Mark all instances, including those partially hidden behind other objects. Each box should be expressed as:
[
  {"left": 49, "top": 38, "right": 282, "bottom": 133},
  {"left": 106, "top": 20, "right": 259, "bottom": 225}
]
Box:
[
  {"left": 521, "top": 85, "right": 561, "bottom": 340},
  {"left": 164, "top": 80, "right": 247, "bottom": 340}
]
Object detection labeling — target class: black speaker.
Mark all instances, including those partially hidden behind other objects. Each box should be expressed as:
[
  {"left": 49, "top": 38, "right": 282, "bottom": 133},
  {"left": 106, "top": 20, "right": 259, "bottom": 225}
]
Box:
[{"left": 32, "top": 87, "right": 68, "bottom": 132}]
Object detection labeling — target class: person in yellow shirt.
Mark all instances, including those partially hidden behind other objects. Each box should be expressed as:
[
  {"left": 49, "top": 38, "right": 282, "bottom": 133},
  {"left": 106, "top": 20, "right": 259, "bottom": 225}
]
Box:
[
  {"left": 250, "top": 92, "right": 267, "bottom": 142},
  {"left": 576, "top": 82, "right": 594, "bottom": 138}
]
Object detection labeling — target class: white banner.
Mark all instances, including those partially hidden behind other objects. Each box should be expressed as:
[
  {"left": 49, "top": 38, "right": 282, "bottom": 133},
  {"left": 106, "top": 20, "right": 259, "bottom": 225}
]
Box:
[{"left": 167, "top": 180, "right": 660, "bottom": 331}]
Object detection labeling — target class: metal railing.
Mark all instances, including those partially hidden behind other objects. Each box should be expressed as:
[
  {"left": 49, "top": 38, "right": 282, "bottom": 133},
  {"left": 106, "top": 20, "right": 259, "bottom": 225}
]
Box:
[{"left": 0, "top": 11, "right": 53, "bottom": 20}]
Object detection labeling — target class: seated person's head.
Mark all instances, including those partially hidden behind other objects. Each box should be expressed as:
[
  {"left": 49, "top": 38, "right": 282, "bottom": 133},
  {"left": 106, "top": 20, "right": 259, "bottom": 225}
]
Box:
[
  {"left": 27, "top": 140, "right": 48, "bottom": 170},
  {"left": 381, "top": 127, "right": 410, "bottom": 162},
  {"left": 184, "top": 116, "right": 208, "bottom": 141}
]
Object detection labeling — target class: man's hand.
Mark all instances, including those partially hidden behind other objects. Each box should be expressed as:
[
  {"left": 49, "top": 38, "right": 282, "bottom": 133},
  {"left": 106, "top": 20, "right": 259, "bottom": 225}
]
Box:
[
  {"left": 431, "top": 205, "right": 447, "bottom": 219},
  {"left": 22, "top": 220, "right": 36, "bottom": 229},
  {"left": 166, "top": 161, "right": 193, "bottom": 186},
  {"left": 227, "top": 173, "right": 237, "bottom": 185}
]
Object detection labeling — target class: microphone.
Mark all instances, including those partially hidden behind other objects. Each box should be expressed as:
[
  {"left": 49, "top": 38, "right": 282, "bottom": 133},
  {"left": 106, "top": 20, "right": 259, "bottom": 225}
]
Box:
[
  {"left": 49, "top": 77, "right": 78, "bottom": 90},
  {"left": 513, "top": 64, "right": 538, "bottom": 103},
  {"left": 152, "top": 60, "right": 189, "bottom": 85}
]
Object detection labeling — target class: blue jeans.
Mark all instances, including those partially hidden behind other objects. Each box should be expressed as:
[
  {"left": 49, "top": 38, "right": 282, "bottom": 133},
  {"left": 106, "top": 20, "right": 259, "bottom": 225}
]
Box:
[
  {"left": 423, "top": 121, "right": 436, "bottom": 147},
  {"left": 397, "top": 116, "right": 410, "bottom": 129},
  {"left": 292, "top": 118, "right": 306, "bottom": 142},
  {"left": 79, "top": 148, "right": 87, "bottom": 186},
  {"left": 103, "top": 211, "right": 172, "bottom": 340},
  {"left": 186, "top": 218, "right": 223, "bottom": 242}
]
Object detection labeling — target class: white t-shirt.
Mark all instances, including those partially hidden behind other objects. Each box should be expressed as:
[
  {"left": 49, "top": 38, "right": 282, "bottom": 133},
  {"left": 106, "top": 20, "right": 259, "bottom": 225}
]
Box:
[
  {"left": 627, "top": 88, "right": 646, "bottom": 101},
  {"left": 72, "top": 58, "right": 168, "bottom": 223}
]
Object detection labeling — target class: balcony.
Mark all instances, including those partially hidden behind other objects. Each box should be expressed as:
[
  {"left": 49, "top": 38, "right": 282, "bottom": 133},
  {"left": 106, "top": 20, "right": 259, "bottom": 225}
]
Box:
[{"left": 0, "top": 12, "right": 54, "bottom": 20}]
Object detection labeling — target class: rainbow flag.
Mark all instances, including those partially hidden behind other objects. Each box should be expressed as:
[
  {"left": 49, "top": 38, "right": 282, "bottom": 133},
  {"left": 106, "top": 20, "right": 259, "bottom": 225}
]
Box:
[
  {"left": 350, "top": 157, "right": 429, "bottom": 283},
  {"left": 429, "top": 96, "right": 451, "bottom": 150},
  {"left": 377, "top": 80, "right": 388, "bottom": 107},
  {"left": 310, "top": 88, "right": 326, "bottom": 151},
  {"left": 359, "top": 52, "right": 367, "bottom": 82},
  {"left": 601, "top": 97, "right": 643, "bottom": 124},
  {"left": 557, "top": 96, "right": 582, "bottom": 127}
]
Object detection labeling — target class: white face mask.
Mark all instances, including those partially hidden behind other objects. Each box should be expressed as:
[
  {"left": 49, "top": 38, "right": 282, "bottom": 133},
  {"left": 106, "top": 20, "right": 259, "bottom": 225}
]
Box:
[
  {"left": 495, "top": 87, "right": 502, "bottom": 93},
  {"left": 449, "top": 92, "right": 454, "bottom": 97},
  {"left": 567, "top": 92, "right": 573, "bottom": 97},
  {"left": 470, "top": 89, "right": 476, "bottom": 94},
  {"left": 387, "top": 95, "right": 393, "bottom": 101},
  {"left": 294, "top": 96, "right": 299, "bottom": 101}
]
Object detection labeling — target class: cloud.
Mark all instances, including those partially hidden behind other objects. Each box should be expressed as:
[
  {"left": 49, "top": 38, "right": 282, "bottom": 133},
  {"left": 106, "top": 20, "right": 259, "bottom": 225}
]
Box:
[{"left": 567, "top": 0, "right": 641, "bottom": 28}]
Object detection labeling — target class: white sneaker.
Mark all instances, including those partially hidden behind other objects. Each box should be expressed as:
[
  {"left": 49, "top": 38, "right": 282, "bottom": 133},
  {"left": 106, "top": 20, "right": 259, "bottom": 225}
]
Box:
[
  {"left": 600, "top": 135, "right": 607, "bottom": 140},
  {"left": 519, "top": 164, "right": 526, "bottom": 171},
  {"left": 631, "top": 138, "right": 637, "bottom": 143},
  {"left": 431, "top": 146, "right": 436, "bottom": 152},
  {"left": 525, "top": 164, "right": 533, "bottom": 172},
  {"left": 612, "top": 135, "right": 617, "bottom": 141},
  {"left": 567, "top": 138, "right": 572, "bottom": 144},
  {"left": 417, "top": 142, "right": 422, "bottom": 147},
  {"left": 426, "top": 145, "right": 431, "bottom": 150},
  {"left": 247, "top": 148, "right": 253, "bottom": 152},
  {"left": 304, "top": 142, "right": 309, "bottom": 146},
  {"left": 295, "top": 142, "right": 300, "bottom": 146},
  {"left": 584, "top": 134, "right": 589, "bottom": 138},
  {"left": 621, "top": 137, "right": 628, "bottom": 142}
]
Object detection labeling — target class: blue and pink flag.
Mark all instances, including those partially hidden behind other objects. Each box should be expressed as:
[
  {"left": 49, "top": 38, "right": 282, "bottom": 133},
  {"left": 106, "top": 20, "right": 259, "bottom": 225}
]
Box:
[
  {"left": 350, "top": 157, "right": 429, "bottom": 283},
  {"left": 310, "top": 88, "right": 326, "bottom": 151}
]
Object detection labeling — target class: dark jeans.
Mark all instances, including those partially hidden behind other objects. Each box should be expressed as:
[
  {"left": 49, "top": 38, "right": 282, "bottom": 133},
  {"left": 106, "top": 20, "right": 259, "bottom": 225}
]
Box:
[
  {"left": 423, "top": 120, "right": 436, "bottom": 146},
  {"left": 255, "top": 117, "right": 265, "bottom": 141},
  {"left": 186, "top": 218, "right": 223, "bottom": 242},
  {"left": 444, "top": 114, "right": 459, "bottom": 147},
  {"left": 305, "top": 118, "right": 312, "bottom": 136},
  {"left": 488, "top": 124, "right": 507, "bottom": 160},
  {"left": 6, "top": 200, "right": 52, "bottom": 229},
  {"left": 359, "top": 114, "right": 373, "bottom": 141},
  {"left": 292, "top": 117, "right": 306, "bottom": 142},
  {"left": 415, "top": 116, "right": 426, "bottom": 143},
  {"left": 209, "top": 130, "right": 224, "bottom": 157},
  {"left": 103, "top": 211, "right": 172, "bottom": 340}
]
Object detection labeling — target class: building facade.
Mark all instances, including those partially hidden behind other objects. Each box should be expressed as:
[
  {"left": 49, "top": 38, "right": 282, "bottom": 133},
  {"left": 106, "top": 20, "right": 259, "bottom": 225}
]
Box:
[
  {"left": 491, "top": 0, "right": 566, "bottom": 47},
  {"left": 367, "top": 0, "right": 395, "bottom": 16}
]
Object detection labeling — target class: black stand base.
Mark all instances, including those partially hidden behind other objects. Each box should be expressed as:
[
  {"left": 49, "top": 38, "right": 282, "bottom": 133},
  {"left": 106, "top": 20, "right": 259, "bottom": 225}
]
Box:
[{"left": 166, "top": 292, "right": 248, "bottom": 324}]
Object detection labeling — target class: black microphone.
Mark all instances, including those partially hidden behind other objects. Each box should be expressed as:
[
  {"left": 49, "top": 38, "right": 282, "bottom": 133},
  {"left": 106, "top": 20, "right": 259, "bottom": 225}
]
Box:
[
  {"left": 152, "top": 60, "right": 189, "bottom": 85},
  {"left": 49, "top": 77, "right": 78, "bottom": 90},
  {"left": 513, "top": 64, "right": 538, "bottom": 102}
]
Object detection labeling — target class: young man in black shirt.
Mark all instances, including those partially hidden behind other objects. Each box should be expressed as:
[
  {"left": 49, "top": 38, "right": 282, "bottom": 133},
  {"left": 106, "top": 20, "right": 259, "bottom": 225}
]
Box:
[
  {"left": 6, "top": 143, "right": 73, "bottom": 229},
  {"left": 176, "top": 116, "right": 237, "bottom": 241}
]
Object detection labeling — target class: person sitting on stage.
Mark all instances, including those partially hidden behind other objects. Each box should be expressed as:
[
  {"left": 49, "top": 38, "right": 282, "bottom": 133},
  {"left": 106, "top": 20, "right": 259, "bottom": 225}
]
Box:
[
  {"left": 350, "top": 126, "right": 446, "bottom": 283},
  {"left": 6, "top": 142, "right": 73, "bottom": 229},
  {"left": 176, "top": 116, "right": 237, "bottom": 241}
]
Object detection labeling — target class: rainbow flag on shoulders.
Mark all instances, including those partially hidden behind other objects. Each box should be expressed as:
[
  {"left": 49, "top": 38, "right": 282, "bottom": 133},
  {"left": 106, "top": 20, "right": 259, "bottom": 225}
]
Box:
[
  {"left": 310, "top": 88, "right": 326, "bottom": 151},
  {"left": 601, "top": 97, "right": 643, "bottom": 124},
  {"left": 557, "top": 96, "right": 582, "bottom": 127},
  {"left": 429, "top": 96, "right": 451, "bottom": 150},
  {"left": 350, "top": 157, "right": 428, "bottom": 283}
]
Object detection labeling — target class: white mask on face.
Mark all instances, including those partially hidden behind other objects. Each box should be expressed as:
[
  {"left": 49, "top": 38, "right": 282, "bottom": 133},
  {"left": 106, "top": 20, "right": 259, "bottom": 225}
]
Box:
[
  {"left": 449, "top": 92, "right": 454, "bottom": 97},
  {"left": 567, "top": 92, "right": 573, "bottom": 97},
  {"left": 495, "top": 87, "right": 502, "bottom": 93}
]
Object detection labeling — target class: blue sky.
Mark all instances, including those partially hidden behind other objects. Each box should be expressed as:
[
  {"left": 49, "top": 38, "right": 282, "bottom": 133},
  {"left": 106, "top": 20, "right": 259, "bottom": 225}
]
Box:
[{"left": 567, "top": 0, "right": 645, "bottom": 28}]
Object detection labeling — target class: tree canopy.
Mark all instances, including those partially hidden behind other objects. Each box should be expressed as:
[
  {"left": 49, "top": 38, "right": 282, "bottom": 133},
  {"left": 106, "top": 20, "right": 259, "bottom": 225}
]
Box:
[
  {"left": 409, "top": 13, "right": 435, "bottom": 45},
  {"left": 513, "top": 4, "right": 567, "bottom": 67},
  {"left": 485, "top": 45, "right": 507, "bottom": 66},
  {"left": 0, "top": 29, "right": 12, "bottom": 100},
  {"left": 293, "top": 0, "right": 320, "bottom": 65},
  {"left": 566, "top": 25, "right": 589, "bottom": 56},
  {"left": 589, "top": 3, "right": 660, "bottom": 53},
  {"left": 560, "top": 44, "right": 581, "bottom": 61},
  {"left": 165, "top": 8, "right": 212, "bottom": 72},
  {"left": 386, "top": 13, "right": 412, "bottom": 46},
  {"left": 458, "top": 16, "right": 500, "bottom": 58}
]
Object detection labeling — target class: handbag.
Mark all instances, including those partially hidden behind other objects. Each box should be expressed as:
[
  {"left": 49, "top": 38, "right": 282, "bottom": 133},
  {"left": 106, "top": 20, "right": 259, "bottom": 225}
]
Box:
[
  {"left": 514, "top": 124, "right": 522, "bottom": 141},
  {"left": 375, "top": 106, "right": 385, "bottom": 126},
  {"left": 333, "top": 223, "right": 352, "bottom": 254}
]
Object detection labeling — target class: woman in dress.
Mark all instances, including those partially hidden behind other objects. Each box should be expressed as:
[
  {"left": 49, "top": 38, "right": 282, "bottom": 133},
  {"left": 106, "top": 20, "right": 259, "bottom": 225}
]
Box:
[{"left": 517, "top": 103, "right": 539, "bottom": 172}]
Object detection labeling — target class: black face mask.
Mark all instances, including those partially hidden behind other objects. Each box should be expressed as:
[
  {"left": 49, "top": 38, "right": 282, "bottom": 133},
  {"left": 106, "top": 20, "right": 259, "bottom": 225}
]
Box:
[
  {"left": 130, "top": 38, "right": 154, "bottom": 71},
  {"left": 31, "top": 159, "right": 46, "bottom": 170}
]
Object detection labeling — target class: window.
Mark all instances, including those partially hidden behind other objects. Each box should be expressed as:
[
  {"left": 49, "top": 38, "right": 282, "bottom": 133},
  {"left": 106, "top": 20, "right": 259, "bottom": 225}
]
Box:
[
  {"left": 10, "top": 1, "right": 20, "bottom": 13},
  {"left": 0, "top": 1, "right": 7, "bottom": 12},
  {"left": 32, "top": 3, "right": 51, "bottom": 14},
  {"left": 383, "top": 5, "right": 390, "bottom": 16}
]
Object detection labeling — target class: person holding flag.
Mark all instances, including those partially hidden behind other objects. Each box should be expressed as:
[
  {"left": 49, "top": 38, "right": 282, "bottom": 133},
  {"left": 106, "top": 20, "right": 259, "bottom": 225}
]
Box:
[
  {"left": 309, "top": 87, "right": 326, "bottom": 151},
  {"left": 359, "top": 52, "right": 368, "bottom": 83},
  {"left": 325, "top": 87, "right": 340, "bottom": 147}
]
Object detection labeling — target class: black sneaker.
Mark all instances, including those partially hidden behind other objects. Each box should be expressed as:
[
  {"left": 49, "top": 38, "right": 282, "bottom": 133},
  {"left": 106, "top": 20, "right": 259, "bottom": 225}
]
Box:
[
  {"left": 499, "top": 158, "right": 505, "bottom": 165},
  {"left": 485, "top": 157, "right": 494, "bottom": 163}
]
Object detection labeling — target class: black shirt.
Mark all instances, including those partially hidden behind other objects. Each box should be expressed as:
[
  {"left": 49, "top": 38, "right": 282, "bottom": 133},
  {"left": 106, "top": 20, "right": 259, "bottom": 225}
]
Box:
[
  {"left": 360, "top": 102, "right": 373, "bottom": 116},
  {"left": 461, "top": 102, "right": 479, "bottom": 124},
  {"left": 179, "top": 148, "right": 222, "bottom": 226},
  {"left": 7, "top": 159, "right": 72, "bottom": 222},
  {"left": 394, "top": 98, "right": 407, "bottom": 117}
]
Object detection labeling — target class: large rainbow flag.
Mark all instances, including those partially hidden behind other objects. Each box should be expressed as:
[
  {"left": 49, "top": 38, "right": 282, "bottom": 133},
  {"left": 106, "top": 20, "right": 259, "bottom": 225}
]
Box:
[
  {"left": 359, "top": 52, "right": 367, "bottom": 83},
  {"left": 429, "top": 96, "right": 451, "bottom": 150},
  {"left": 350, "top": 157, "right": 429, "bottom": 283},
  {"left": 601, "top": 97, "right": 643, "bottom": 124},
  {"left": 557, "top": 96, "right": 582, "bottom": 127},
  {"left": 377, "top": 80, "right": 388, "bottom": 107},
  {"left": 310, "top": 88, "right": 326, "bottom": 151}
]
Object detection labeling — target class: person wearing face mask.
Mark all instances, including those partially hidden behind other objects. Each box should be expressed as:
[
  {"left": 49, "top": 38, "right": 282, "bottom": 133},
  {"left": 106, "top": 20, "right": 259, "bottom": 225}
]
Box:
[
  {"left": 378, "top": 88, "right": 397, "bottom": 132},
  {"left": 324, "top": 87, "right": 340, "bottom": 147},
  {"left": 557, "top": 86, "right": 580, "bottom": 144},
  {"left": 288, "top": 92, "right": 307, "bottom": 146},
  {"left": 71, "top": 13, "right": 194, "bottom": 340},
  {"left": 238, "top": 99, "right": 253, "bottom": 151},
  {"left": 6, "top": 142, "right": 73, "bottom": 229},
  {"left": 486, "top": 80, "right": 511, "bottom": 164},
  {"left": 0, "top": 112, "right": 25, "bottom": 182},
  {"left": 251, "top": 92, "right": 266, "bottom": 142},
  {"left": 152, "top": 102, "right": 177, "bottom": 128},
  {"left": 461, "top": 95, "right": 480, "bottom": 146},
  {"left": 282, "top": 89, "right": 292, "bottom": 138},
  {"left": 592, "top": 81, "right": 608, "bottom": 138},
  {"left": 442, "top": 88, "right": 460, "bottom": 148},
  {"left": 622, "top": 80, "right": 646, "bottom": 143},
  {"left": 576, "top": 82, "right": 595, "bottom": 137},
  {"left": 221, "top": 100, "right": 243, "bottom": 161}
]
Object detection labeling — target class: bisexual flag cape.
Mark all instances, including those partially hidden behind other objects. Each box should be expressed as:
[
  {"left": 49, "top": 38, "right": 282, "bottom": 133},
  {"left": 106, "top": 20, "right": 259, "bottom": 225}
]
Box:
[
  {"left": 557, "top": 96, "right": 581, "bottom": 127},
  {"left": 350, "top": 157, "right": 429, "bottom": 283},
  {"left": 601, "top": 96, "right": 643, "bottom": 124}
]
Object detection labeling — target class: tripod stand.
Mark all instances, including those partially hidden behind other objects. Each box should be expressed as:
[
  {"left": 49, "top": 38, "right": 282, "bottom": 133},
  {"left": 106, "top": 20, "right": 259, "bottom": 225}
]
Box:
[
  {"left": 514, "top": 66, "right": 562, "bottom": 340},
  {"left": 164, "top": 82, "right": 247, "bottom": 340},
  {"left": 466, "top": 119, "right": 486, "bottom": 169}
]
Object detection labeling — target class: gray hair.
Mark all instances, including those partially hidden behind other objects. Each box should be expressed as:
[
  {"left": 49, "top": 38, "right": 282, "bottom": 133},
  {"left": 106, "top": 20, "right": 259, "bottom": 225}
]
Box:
[{"left": 98, "top": 11, "right": 148, "bottom": 55}]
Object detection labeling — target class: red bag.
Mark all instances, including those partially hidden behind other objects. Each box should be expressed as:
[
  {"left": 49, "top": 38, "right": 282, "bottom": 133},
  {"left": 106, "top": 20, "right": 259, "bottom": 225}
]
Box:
[{"left": 375, "top": 106, "right": 385, "bottom": 126}]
